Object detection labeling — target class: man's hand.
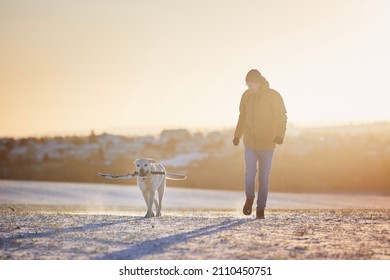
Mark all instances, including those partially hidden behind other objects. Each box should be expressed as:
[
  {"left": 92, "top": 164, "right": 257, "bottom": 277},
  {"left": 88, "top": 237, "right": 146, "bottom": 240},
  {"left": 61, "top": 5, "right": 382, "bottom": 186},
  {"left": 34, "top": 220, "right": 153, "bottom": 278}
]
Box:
[
  {"left": 233, "top": 137, "right": 240, "bottom": 146},
  {"left": 274, "top": 136, "right": 284, "bottom": 145}
]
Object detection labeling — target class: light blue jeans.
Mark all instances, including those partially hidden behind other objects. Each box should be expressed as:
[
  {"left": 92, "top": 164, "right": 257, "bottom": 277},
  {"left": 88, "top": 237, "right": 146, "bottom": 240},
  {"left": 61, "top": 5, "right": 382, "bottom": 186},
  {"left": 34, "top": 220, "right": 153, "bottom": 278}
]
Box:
[{"left": 244, "top": 146, "right": 274, "bottom": 210}]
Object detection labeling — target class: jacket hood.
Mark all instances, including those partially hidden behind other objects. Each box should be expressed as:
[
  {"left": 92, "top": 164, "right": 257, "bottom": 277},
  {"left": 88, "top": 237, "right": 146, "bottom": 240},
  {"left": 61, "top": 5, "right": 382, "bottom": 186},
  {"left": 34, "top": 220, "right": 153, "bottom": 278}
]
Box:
[
  {"left": 245, "top": 75, "right": 270, "bottom": 94},
  {"left": 259, "top": 75, "right": 270, "bottom": 91}
]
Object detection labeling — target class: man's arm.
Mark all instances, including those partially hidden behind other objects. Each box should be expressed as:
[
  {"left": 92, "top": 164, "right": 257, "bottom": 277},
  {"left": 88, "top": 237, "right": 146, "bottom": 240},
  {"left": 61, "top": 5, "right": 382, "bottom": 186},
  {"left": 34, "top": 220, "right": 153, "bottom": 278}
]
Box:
[
  {"left": 272, "top": 92, "right": 287, "bottom": 144},
  {"left": 233, "top": 94, "right": 246, "bottom": 145}
]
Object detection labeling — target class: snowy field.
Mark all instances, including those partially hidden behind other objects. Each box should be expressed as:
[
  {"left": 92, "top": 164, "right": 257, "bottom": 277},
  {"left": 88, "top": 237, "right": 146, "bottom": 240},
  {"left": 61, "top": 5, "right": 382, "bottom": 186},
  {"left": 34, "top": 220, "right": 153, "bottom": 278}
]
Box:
[
  {"left": 0, "top": 180, "right": 389, "bottom": 260},
  {"left": 1, "top": 180, "right": 390, "bottom": 210}
]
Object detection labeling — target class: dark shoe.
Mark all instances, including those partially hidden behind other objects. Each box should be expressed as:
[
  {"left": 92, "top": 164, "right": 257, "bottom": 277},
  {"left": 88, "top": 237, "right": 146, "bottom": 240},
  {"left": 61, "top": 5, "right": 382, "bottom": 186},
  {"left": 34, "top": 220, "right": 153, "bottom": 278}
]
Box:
[
  {"left": 243, "top": 198, "right": 254, "bottom": 215},
  {"left": 256, "top": 209, "right": 265, "bottom": 219}
]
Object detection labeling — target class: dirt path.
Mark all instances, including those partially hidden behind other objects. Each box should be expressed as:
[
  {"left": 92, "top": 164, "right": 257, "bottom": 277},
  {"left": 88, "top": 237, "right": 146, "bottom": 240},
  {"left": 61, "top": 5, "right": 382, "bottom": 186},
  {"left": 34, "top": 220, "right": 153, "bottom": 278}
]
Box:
[{"left": 1, "top": 207, "right": 389, "bottom": 260}]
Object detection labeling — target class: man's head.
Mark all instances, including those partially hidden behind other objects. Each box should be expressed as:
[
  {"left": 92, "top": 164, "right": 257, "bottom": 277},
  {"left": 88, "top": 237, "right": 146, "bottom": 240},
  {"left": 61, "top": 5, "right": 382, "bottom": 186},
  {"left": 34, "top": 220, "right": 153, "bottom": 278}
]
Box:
[{"left": 245, "top": 69, "right": 262, "bottom": 92}]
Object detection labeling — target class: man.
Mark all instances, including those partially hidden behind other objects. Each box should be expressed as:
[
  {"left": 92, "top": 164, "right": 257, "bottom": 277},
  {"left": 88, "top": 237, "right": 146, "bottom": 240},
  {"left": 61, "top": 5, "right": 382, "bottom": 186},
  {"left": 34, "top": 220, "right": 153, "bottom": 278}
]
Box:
[{"left": 233, "top": 69, "right": 287, "bottom": 219}]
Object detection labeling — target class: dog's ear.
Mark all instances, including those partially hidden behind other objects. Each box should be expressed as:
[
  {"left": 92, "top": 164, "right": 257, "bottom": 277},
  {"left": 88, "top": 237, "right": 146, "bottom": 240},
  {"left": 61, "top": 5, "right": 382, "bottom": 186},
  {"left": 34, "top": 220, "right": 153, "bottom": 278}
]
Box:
[{"left": 148, "top": 158, "right": 158, "bottom": 164}]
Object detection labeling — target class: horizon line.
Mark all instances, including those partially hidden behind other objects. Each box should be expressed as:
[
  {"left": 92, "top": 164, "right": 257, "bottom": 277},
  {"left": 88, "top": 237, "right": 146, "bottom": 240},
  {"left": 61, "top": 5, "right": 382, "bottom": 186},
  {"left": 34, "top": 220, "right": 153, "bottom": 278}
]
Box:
[{"left": 1, "top": 120, "right": 389, "bottom": 139}]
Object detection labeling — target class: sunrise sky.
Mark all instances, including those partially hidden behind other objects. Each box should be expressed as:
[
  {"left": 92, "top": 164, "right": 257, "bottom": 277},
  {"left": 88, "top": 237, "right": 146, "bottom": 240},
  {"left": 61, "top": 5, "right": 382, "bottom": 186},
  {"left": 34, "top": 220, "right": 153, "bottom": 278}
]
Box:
[{"left": 1, "top": 0, "right": 389, "bottom": 138}]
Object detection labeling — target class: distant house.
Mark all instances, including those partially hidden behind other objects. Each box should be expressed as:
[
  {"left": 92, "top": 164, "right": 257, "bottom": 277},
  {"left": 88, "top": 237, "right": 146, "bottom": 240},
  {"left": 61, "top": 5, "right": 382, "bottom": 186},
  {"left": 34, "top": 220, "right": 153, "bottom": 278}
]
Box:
[
  {"left": 159, "top": 129, "right": 191, "bottom": 143},
  {"left": 97, "top": 134, "right": 145, "bottom": 162}
]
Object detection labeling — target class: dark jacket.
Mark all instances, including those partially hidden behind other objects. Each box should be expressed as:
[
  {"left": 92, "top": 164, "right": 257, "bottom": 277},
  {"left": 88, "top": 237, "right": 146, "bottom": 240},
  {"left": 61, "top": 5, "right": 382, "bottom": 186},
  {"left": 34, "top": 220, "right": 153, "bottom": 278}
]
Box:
[{"left": 234, "top": 76, "right": 287, "bottom": 150}]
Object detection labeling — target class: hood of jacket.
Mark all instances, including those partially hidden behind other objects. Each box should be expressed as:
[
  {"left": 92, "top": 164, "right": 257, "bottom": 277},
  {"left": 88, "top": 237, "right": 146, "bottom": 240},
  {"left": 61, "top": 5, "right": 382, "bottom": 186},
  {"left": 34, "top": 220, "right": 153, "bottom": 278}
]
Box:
[{"left": 247, "top": 75, "right": 270, "bottom": 95}]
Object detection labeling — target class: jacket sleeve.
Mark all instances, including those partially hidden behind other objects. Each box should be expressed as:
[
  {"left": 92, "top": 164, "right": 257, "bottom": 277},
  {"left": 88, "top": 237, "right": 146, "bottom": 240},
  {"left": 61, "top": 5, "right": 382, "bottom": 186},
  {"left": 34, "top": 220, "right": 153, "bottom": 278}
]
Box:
[
  {"left": 272, "top": 92, "right": 288, "bottom": 139},
  {"left": 234, "top": 94, "right": 246, "bottom": 139}
]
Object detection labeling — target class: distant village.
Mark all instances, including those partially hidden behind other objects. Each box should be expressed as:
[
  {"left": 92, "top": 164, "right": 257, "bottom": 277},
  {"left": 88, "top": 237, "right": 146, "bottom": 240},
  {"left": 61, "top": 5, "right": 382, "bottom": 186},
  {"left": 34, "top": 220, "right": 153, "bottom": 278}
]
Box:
[
  {"left": 0, "top": 128, "right": 234, "bottom": 186},
  {"left": 0, "top": 129, "right": 229, "bottom": 169},
  {"left": 1, "top": 122, "right": 389, "bottom": 193}
]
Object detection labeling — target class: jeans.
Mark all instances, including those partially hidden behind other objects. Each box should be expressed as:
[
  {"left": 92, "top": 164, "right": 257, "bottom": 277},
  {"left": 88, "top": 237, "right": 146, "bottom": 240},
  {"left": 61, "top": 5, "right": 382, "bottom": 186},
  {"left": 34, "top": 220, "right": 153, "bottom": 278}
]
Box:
[{"left": 244, "top": 146, "right": 274, "bottom": 210}]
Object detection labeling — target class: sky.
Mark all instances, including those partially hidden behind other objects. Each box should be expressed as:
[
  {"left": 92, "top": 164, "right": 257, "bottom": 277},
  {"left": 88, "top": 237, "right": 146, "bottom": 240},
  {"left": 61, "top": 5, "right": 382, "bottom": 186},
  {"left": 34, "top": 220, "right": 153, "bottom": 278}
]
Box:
[{"left": 1, "top": 0, "right": 390, "bottom": 138}]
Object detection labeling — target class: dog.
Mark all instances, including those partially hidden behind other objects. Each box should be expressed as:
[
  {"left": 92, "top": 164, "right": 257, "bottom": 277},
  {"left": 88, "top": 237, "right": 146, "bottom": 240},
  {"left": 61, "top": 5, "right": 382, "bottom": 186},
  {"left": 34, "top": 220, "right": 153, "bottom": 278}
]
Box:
[{"left": 98, "top": 158, "right": 186, "bottom": 218}]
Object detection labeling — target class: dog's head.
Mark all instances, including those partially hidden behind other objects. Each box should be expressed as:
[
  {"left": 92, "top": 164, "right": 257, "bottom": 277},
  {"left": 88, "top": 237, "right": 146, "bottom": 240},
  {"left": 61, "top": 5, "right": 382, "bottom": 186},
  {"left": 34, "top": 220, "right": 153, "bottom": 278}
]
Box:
[{"left": 134, "top": 158, "right": 157, "bottom": 178}]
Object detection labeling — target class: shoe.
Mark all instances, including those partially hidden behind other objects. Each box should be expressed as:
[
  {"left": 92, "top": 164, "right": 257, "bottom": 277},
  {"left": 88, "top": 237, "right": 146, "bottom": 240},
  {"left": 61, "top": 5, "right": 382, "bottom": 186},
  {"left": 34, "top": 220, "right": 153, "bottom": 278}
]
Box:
[
  {"left": 242, "top": 198, "right": 254, "bottom": 215},
  {"left": 256, "top": 209, "right": 265, "bottom": 219}
]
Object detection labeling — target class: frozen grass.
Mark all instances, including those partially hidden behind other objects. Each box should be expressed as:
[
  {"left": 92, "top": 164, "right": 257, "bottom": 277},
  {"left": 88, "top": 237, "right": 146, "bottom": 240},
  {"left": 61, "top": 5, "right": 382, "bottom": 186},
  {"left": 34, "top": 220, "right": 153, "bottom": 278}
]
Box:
[{"left": 1, "top": 207, "right": 389, "bottom": 260}]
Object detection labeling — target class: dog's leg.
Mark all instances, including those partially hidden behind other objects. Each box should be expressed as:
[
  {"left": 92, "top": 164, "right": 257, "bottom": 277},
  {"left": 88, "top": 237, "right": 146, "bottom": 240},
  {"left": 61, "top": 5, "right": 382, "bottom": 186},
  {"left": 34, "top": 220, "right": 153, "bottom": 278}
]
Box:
[
  {"left": 153, "top": 197, "right": 159, "bottom": 213},
  {"left": 145, "top": 190, "right": 156, "bottom": 218},
  {"left": 142, "top": 191, "right": 155, "bottom": 218},
  {"left": 156, "top": 181, "right": 166, "bottom": 217}
]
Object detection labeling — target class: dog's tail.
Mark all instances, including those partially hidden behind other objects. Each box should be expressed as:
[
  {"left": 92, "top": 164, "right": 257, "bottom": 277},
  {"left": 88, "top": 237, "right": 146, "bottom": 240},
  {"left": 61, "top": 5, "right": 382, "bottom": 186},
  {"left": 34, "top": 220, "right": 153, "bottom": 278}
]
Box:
[{"left": 165, "top": 172, "right": 187, "bottom": 180}]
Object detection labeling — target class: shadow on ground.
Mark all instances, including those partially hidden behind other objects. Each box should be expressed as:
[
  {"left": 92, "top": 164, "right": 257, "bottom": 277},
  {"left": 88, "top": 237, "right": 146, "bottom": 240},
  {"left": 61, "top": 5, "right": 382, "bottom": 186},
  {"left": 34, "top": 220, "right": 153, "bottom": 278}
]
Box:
[{"left": 98, "top": 218, "right": 252, "bottom": 259}]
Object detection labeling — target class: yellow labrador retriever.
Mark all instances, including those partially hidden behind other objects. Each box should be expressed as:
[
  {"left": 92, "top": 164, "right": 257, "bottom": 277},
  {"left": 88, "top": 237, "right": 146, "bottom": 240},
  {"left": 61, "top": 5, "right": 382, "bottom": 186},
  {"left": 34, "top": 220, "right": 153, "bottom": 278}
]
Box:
[{"left": 99, "top": 158, "right": 186, "bottom": 218}]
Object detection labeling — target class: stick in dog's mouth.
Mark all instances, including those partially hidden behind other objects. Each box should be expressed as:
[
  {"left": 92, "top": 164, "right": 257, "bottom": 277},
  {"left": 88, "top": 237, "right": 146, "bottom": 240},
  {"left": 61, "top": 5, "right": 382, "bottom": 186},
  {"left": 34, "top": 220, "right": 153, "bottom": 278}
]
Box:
[{"left": 98, "top": 171, "right": 167, "bottom": 180}]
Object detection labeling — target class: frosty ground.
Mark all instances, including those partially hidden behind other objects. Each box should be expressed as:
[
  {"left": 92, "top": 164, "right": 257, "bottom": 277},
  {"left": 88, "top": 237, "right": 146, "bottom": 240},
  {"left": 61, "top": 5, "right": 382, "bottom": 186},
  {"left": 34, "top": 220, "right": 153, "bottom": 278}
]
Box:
[{"left": 0, "top": 180, "right": 389, "bottom": 260}]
